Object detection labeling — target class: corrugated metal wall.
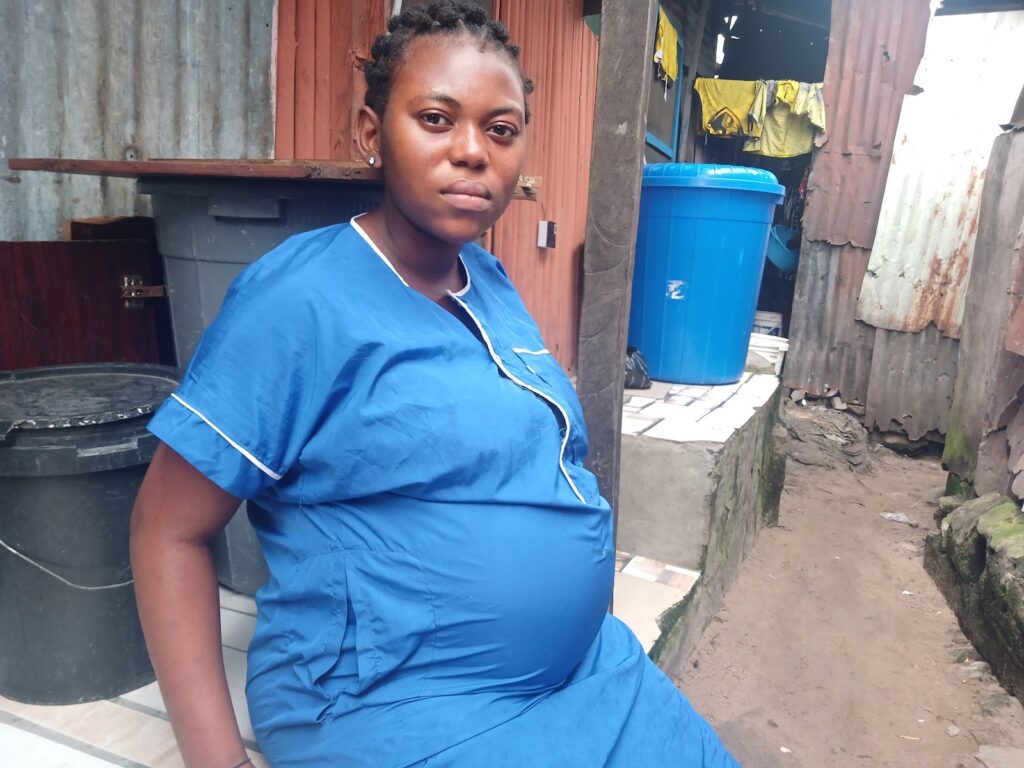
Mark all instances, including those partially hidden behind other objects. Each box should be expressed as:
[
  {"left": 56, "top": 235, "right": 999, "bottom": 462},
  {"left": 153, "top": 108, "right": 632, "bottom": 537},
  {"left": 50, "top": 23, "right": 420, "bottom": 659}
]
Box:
[
  {"left": 945, "top": 127, "right": 1024, "bottom": 486},
  {"left": 800, "top": 0, "right": 931, "bottom": 250},
  {"left": 273, "top": 0, "right": 389, "bottom": 160},
  {"left": 784, "top": 0, "right": 931, "bottom": 413},
  {"left": 0, "top": 0, "right": 276, "bottom": 240},
  {"left": 492, "top": 0, "right": 600, "bottom": 370},
  {"left": 786, "top": 3, "right": 1024, "bottom": 441},
  {"left": 857, "top": 11, "right": 1024, "bottom": 340},
  {"left": 787, "top": 240, "right": 877, "bottom": 401}
]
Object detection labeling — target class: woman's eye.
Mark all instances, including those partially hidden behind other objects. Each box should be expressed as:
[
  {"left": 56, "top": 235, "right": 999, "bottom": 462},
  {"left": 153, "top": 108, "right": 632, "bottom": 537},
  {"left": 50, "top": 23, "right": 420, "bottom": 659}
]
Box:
[
  {"left": 489, "top": 124, "right": 520, "bottom": 139},
  {"left": 421, "top": 113, "right": 450, "bottom": 127}
]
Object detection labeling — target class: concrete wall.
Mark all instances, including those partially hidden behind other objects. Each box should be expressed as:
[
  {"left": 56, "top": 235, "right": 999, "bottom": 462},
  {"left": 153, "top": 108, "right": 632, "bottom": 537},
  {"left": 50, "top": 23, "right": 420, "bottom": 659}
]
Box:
[
  {"left": 617, "top": 390, "right": 787, "bottom": 670},
  {"left": 0, "top": 0, "right": 275, "bottom": 240},
  {"left": 619, "top": 437, "right": 717, "bottom": 570},
  {"left": 926, "top": 493, "right": 1024, "bottom": 704}
]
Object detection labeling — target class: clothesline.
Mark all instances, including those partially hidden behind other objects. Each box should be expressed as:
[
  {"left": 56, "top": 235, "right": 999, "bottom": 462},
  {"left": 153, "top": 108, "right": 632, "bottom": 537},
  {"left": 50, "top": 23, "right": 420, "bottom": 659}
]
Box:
[{"left": 694, "top": 77, "right": 826, "bottom": 158}]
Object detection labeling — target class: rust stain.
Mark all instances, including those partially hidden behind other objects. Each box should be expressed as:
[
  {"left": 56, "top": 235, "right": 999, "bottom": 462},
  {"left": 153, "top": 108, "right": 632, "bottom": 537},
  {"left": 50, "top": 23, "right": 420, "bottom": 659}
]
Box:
[
  {"left": 1008, "top": 299, "right": 1024, "bottom": 357},
  {"left": 801, "top": 0, "right": 931, "bottom": 248}
]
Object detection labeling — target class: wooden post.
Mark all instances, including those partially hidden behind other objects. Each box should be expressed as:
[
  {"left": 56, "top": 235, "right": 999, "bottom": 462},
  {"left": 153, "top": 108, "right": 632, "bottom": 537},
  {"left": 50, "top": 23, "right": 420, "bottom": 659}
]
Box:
[{"left": 578, "top": 0, "right": 657, "bottom": 524}]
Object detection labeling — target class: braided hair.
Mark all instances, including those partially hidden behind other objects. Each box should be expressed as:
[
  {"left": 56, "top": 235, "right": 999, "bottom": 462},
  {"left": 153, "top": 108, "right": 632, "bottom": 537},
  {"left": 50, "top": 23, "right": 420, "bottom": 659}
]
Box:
[{"left": 364, "top": 0, "right": 534, "bottom": 123}]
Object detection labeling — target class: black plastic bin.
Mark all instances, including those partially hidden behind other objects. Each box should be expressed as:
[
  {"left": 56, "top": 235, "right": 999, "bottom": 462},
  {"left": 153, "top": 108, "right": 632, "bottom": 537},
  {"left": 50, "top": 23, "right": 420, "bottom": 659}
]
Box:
[
  {"left": 0, "top": 363, "right": 178, "bottom": 704},
  {"left": 141, "top": 176, "right": 381, "bottom": 595}
]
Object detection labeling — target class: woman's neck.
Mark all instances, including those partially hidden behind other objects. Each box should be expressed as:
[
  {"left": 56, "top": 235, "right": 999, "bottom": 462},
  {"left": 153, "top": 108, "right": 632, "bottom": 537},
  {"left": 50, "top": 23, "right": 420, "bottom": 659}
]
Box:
[{"left": 360, "top": 203, "right": 465, "bottom": 300}]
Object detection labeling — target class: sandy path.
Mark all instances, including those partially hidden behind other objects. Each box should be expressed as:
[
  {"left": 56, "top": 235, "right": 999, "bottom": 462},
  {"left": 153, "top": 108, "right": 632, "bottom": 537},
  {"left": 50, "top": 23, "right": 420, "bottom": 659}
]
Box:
[{"left": 674, "top": 410, "right": 1024, "bottom": 767}]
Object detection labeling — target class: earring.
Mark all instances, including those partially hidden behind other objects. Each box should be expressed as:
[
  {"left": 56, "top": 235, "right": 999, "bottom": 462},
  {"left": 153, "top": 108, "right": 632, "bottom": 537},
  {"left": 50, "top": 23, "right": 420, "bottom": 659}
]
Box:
[{"left": 367, "top": 156, "right": 376, "bottom": 166}]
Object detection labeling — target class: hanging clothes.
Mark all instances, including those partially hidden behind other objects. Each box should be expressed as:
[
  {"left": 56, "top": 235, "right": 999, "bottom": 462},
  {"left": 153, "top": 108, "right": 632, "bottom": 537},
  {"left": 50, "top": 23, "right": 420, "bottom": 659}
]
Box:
[
  {"left": 743, "top": 81, "right": 827, "bottom": 158},
  {"left": 653, "top": 8, "right": 679, "bottom": 84},
  {"left": 694, "top": 78, "right": 767, "bottom": 138}
]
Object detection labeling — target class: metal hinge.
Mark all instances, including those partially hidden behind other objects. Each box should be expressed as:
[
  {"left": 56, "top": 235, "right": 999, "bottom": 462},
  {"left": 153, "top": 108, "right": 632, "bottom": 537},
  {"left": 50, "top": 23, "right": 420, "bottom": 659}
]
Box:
[{"left": 121, "top": 275, "right": 166, "bottom": 308}]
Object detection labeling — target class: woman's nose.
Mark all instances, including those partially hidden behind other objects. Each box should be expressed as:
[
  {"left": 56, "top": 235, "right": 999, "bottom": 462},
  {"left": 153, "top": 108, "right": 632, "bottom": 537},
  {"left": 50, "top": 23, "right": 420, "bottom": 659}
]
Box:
[{"left": 450, "top": 125, "right": 488, "bottom": 169}]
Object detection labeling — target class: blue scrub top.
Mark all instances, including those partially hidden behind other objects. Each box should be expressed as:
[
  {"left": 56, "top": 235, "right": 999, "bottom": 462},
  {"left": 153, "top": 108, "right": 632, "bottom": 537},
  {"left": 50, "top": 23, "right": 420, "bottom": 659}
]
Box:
[{"left": 148, "top": 219, "right": 737, "bottom": 768}]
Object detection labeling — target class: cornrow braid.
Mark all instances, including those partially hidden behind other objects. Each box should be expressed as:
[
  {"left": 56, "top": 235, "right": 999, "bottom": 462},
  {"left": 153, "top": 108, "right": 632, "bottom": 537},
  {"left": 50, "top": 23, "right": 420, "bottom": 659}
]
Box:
[{"left": 363, "top": 0, "right": 534, "bottom": 123}]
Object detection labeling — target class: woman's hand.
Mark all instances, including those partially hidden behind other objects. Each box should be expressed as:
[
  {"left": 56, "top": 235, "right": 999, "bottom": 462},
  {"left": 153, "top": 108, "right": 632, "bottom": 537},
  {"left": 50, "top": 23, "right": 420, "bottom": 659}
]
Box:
[{"left": 130, "top": 442, "right": 252, "bottom": 768}]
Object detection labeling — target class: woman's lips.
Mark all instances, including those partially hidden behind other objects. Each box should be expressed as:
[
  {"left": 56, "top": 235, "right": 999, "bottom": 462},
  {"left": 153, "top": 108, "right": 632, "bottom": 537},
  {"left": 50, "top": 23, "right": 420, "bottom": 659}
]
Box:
[{"left": 441, "top": 180, "right": 492, "bottom": 212}]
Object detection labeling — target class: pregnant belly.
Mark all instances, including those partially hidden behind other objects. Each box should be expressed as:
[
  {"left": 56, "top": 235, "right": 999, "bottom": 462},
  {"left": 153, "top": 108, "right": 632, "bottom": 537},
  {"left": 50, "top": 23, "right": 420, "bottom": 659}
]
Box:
[
  {"left": 420, "top": 500, "right": 614, "bottom": 692},
  {"left": 247, "top": 496, "right": 614, "bottom": 717}
]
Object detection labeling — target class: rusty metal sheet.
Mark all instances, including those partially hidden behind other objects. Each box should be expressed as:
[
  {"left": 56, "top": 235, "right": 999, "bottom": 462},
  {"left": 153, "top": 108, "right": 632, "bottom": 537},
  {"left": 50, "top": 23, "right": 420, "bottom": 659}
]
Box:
[
  {"left": 1007, "top": 299, "right": 1024, "bottom": 357},
  {"left": 1004, "top": 196, "right": 1024, "bottom": 356},
  {"left": 0, "top": 0, "right": 275, "bottom": 240},
  {"left": 858, "top": 11, "right": 1024, "bottom": 339},
  {"left": 782, "top": 239, "right": 876, "bottom": 402},
  {"left": 864, "top": 325, "right": 960, "bottom": 440},
  {"left": 801, "top": 0, "right": 930, "bottom": 248},
  {"left": 946, "top": 128, "right": 1024, "bottom": 480}
]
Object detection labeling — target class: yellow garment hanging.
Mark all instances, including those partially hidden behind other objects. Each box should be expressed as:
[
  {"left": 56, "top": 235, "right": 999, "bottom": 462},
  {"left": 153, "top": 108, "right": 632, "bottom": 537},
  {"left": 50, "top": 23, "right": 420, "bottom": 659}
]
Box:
[
  {"left": 694, "top": 78, "right": 766, "bottom": 138},
  {"left": 653, "top": 8, "right": 679, "bottom": 83},
  {"left": 743, "top": 81, "right": 826, "bottom": 158}
]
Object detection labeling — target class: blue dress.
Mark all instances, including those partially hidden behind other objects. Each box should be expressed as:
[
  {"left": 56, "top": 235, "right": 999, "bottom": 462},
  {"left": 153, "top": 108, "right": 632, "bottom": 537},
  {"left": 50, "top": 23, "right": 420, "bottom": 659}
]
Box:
[{"left": 147, "top": 219, "right": 737, "bottom": 768}]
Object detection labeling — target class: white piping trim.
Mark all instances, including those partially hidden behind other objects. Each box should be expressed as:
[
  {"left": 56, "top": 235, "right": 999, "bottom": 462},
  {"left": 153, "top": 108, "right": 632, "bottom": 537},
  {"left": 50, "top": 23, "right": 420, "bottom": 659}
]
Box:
[
  {"left": 448, "top": 294, "right": 586, "bottom": 505},
  {"left": 350, "top": 216, "right": 409, "bottom": 286},
  {"left": 350, "top": 215, "right": 472, "bottom": 297},
  {"left": 170, "top": 393, "right": 283, "bottom": 481},
  {"left": 511, "top": 347, "right": 550, "bottom": 356},
  {"left": 451, "top": 252, "right": 472, "bottom": 297}
]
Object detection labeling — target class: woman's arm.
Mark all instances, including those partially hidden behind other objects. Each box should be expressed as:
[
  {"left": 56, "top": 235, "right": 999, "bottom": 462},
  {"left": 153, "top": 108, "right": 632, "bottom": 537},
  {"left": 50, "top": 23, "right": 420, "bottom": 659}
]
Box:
[{"left": 130, "top": 443, "right": 251, "bottom": 768}]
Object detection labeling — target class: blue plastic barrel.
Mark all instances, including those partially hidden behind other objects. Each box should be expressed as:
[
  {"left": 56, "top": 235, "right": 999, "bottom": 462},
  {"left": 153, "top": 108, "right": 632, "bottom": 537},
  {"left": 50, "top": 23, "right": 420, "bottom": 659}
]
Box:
[{"left": 628, "top": 164, "right": 784, "bottom": 385}]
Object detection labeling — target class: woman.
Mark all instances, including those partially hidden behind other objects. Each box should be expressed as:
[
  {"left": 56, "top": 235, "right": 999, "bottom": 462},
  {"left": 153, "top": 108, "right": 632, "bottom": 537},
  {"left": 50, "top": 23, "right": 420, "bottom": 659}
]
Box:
[{"left": 130, "top": 3, "right": 738, "bottom": 766}]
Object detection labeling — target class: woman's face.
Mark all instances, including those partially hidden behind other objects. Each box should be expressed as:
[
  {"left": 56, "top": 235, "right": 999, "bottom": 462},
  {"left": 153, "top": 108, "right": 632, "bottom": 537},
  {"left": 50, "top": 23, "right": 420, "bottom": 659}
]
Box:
[{"left": 376, "top": 34, "right": 528, "bottom": 245}]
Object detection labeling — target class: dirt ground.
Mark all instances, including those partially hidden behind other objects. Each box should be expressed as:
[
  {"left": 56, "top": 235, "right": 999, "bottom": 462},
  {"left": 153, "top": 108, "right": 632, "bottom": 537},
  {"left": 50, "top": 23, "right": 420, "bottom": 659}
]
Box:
[{"left": 674, "top": 404, "right": 1024, "bottom": 768}]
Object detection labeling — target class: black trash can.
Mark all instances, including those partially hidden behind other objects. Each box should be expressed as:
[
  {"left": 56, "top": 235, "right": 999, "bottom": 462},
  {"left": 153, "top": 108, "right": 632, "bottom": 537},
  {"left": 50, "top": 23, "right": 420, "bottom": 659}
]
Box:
[{"left": 0, "top": 363, "right": 178, "bottom": 704}]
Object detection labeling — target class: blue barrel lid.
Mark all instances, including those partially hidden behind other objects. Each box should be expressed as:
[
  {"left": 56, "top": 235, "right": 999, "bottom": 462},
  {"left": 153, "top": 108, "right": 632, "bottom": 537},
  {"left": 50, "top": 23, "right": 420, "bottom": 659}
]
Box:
[{"left": 642, "top": 163, "right": 784, "bottom": 196}]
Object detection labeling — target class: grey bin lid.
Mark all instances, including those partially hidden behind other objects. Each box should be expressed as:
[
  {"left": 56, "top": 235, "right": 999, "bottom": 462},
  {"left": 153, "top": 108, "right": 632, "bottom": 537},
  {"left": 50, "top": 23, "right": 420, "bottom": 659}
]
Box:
[
  {"left": 0, "top": 364, "right": 180, "bottom": 476},
  {"left": 642, "top": 163, "right": 785, "bottom": 198}
]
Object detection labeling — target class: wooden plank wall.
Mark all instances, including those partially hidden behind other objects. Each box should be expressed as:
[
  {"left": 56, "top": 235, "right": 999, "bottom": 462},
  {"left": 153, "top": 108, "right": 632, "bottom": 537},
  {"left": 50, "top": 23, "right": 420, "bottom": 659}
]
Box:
[{"left": 274, "top": 0, "right": 389, "bottom": 160}]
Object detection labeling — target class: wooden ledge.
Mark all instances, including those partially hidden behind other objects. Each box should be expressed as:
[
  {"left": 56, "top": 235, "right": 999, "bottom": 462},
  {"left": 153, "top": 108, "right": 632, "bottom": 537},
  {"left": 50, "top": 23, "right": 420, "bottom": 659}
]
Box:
[{"left": 7, "top": 158, "right": 540, "bottom": 200}]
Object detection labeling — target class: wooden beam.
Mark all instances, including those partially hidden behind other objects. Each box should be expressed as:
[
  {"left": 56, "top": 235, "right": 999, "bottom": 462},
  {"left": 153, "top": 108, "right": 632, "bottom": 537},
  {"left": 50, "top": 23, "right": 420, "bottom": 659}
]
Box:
[
  {"left": 6, "top": 158, "right": 541, "bottom": 200},
  {"left": 577, "top": 0, "right": 657, "bottom": 520}
]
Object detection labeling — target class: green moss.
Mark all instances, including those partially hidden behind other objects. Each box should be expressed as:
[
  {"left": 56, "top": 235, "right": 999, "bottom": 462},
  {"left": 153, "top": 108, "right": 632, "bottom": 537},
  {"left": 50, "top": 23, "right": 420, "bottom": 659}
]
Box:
[
  {"left": 978, "top": 503, "right": 1024, "bottom": 560},
  {"left": 758, "top": 391, "right": 785, "bottom": 527},
  {"left": 648, "top": 581, "right": 699, "bottom": 666},
  {"left": 943, "top": 406, "right": 974, "bottom": 469},
  {"left": 944, "top": 473, "right": 976, "bottom": 499}
]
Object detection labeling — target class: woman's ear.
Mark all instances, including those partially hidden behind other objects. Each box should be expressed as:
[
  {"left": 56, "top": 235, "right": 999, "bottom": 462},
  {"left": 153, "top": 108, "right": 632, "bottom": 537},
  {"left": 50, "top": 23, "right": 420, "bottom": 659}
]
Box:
[{"left": 355, "top": 105, "right": 383, "bottom": 167}]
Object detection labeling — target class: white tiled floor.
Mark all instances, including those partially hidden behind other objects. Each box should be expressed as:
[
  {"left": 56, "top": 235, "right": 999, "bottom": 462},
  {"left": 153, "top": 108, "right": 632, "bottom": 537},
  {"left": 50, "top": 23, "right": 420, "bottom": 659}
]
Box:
[
  {"left": 0, "top": 721, "right": 124, "bottom": 768},
  {"left": 623, "top": 372, "right": 779, "bottom": 445},
  {"left": 0, "top": 589, "right": 265, "bottom": 768}
]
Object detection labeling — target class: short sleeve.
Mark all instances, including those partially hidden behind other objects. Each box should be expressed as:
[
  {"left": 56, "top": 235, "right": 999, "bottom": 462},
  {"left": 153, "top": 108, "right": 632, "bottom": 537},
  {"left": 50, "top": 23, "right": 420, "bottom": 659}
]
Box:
[{"left": 147, "top": 264, "right": 324, "bottom": 499}]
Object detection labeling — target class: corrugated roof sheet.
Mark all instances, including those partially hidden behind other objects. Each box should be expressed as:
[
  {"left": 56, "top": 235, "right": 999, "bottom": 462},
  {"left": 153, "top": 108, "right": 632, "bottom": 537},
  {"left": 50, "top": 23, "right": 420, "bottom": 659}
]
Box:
[
  {"left": 858, "top": 11, "right": 1024, "bottom": 339},
  {"left": 0, "top": 0, "right": 275, "bottom": 240},
  {"left": 801, "top": 0, "right": 930, "bottom": 249}
]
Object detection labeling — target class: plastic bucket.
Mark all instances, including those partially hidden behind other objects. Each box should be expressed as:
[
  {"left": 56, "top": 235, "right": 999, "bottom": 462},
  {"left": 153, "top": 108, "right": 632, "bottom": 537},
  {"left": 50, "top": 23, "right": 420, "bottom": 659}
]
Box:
[{"left": 628, "top": 164, "right": 784, "bottom": 384}]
